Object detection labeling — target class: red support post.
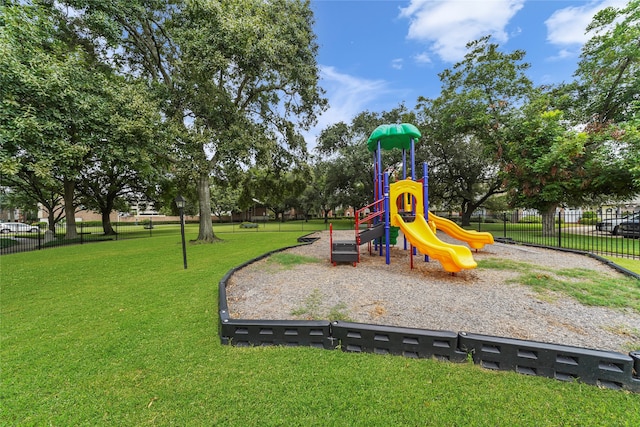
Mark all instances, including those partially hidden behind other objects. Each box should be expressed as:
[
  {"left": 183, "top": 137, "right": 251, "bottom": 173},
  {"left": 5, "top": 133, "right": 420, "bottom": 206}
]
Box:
[{"left": 410, "top": 244, "right": 414, "bottom": 269}]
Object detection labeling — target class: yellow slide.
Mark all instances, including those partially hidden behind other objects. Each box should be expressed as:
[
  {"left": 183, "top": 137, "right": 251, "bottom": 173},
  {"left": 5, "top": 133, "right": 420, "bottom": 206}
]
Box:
[
  {"left": 428, "top": 212, "right": 494, "bottom": 250},
  {"left": 393, "top": 213, "right": 477, "bottom": 273}
]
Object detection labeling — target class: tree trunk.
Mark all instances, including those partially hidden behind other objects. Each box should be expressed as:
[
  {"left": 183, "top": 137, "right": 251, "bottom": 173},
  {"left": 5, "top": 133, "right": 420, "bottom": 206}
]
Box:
[
  {"left": 42, "top": 203, "right": 57, "bottom": 232},
  {"left": 461, "top": 210, "right": 473, "bottom": 227},
  {"left": 460, "top": 200, "right": 474, "bottom": 226},
  {"left": 541, "top": 205, "right": 557, "bottom": 237},
  {"left": 101, "top": 210, "right": 116, "bottom": 235},
  {"left": 63, "top": 178, "right": 78, "bottom": 239},
  {"left": 47, "top": 214, "right": 56, "bottom": 232},
  {"left": 99, "top": 195, "right": 117, "bottom": 235},
  {"left": 196, "top": 171, "right": 217, "bottom": 242}
]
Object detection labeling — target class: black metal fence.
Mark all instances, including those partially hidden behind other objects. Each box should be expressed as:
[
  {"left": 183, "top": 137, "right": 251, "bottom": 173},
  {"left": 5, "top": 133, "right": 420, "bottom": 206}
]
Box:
[
  {"left": 0, "top": 221, "right": 159, "bottom": 255},
  {"left": 434, "top": 210, "right": 640, "bottom": 260},
  {"left": 2, "top": 211, "right": 639, "bottom": 260}
]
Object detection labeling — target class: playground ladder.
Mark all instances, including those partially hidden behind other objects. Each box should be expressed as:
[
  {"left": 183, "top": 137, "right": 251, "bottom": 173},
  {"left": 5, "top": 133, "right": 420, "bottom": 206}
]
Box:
[{"left": 330, "top": 201, "right": 386, "bottom": 266}]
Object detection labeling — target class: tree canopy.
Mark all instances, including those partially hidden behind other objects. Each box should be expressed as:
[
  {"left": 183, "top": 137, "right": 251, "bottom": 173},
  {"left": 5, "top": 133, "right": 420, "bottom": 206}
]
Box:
[
  {"left": 59, "top": 0, "right": 327, "bottom": 242},
  {"left": 415, "top": 36, "right": 533, "bottom": 225}
]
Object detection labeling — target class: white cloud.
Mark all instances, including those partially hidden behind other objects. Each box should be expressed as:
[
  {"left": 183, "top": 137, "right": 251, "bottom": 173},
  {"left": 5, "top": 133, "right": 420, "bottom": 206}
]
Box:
[
  {"left": 546, "top": 48, "right": 575, "bottom": 62},
  {"left": 399, "top": 0, "right": 525, "bottom": 63},
  {"left": 302, "top": 66, "right": 395, "bottom": 150},
  {"left": 545, "top": 0, "right": 626, "bottom": 46},
  {"left": 391, "top": 58, "right": 404, "bottom": 70},
  {"left": 318, "top": 65, "right": 391, "bottom": 122},
  {"left": 413, "top": 52, "right": 432, "bottom": 64}
]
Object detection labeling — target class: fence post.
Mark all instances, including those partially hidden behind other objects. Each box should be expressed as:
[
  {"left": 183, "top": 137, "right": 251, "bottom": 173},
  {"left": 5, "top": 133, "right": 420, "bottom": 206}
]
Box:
[
  {"left": 503, "top": 212, "right": 507, "bottom": 238},
  {"left": 558, "top": 211, "right": 562, "bottom": 248}
]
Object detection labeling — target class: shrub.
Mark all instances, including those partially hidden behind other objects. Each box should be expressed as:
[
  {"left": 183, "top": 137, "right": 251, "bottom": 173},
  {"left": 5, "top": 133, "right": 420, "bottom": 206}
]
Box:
[
  {"left": 580, "top": 211, "right": 598, "bottom": 225},
  {"left": 518, "top": 216, "right": 542, "bottom": 223},
  {"left": 580, "top": 217, "right": 598, "bottom": 225}
]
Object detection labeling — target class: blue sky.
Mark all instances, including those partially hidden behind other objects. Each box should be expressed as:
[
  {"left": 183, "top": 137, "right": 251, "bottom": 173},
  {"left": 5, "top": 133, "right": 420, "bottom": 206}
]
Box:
[{"left": 304, "top": 0, "right": 626, "bottom": 147}]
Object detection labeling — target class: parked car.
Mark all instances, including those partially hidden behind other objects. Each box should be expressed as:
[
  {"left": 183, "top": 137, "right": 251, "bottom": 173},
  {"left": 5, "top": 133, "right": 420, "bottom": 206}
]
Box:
[
  {"left": 596, "top": 212, "right": 640, "bottom": 235},
  {"left": 0, "top": 222, "right": 40, "bottom": 234},
  {"left": 619, "top": 219, "right": 640, "bottom": 239}
]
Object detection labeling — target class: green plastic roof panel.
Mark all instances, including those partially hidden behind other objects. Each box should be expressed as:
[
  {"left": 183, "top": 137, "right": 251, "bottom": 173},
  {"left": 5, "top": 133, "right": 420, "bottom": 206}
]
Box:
[{"left": 367, "top": 123, "right": 421, "bottom": 152}]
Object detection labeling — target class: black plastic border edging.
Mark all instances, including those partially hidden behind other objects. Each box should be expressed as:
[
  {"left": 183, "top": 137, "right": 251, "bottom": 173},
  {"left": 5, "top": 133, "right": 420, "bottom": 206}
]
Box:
[
  {"left": 218, "top": 234, "right": 335, "bottom": 349},
  {"left": 459, "top": 332, "right": 639, "bottom": 391},
  {"left": 219, "top": 235, "right": 640, "bottom": 393}
]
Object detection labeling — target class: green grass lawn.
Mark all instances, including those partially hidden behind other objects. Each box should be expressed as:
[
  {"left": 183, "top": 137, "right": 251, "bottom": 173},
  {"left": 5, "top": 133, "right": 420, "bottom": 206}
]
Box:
[
  {"left": 602, "top": 256, "right": 640, "bottom": 275},
  {"left": 2, "top": 227, "right": 640, "bottom": 426}
]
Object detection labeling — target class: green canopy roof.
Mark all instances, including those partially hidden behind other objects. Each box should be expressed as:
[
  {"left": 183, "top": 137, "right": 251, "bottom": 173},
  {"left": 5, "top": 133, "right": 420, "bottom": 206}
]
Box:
[{"left": 366, "top": 123, "right": 421, "bottom": 152}]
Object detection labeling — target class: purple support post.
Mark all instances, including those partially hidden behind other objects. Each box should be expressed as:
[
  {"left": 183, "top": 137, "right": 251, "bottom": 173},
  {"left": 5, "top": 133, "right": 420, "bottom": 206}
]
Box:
[
  {"left": 423, "top": 162, "right": 429, "bottom": 218},
  {"left": 402, "top": 148, "right": 407, "bottom": 251},
  {"left": 377, "top": 142, "right": 383, "bottom": 255},
  {"left": 384, "top": 171, "right": 390, "bottom": 265},
  {"left": 410, "top": 138, "right": 417, "bottom": 256},
  {"left": 377, "top": 141, "right": 383, "bottom": 211},
  {"left": 423, "top": 162, "right": 430, "bottom": 263}
]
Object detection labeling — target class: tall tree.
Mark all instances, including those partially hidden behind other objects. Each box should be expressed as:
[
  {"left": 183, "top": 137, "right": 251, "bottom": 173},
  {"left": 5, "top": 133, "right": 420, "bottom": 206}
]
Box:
[
  {"left": 61, "top": 0, "right": 326, "bottom": 242},
  {"left": 210, "top": 181, "right": 241, "bottom": 222},
  {"left": 505, "top": 94, "right": 638, "bottom": 235},
  {"left": 505, "top": 101, "right": 586, "bottom": 235},
  {"left": 415, "top": 36, "right": 533, "bottom": 225},
  {"left": 76, "top": 79, "right": 166, "bottom": 235},
  {"left": 1, "top": 3, "right": 113, "bottom": 238},
  {"left": 2, "top": 171, "right": 64, "bottom": 231},
  {"left": 553, "top": 0, "right": 640, "bottom": 211},
  {"left": 301, "top": 159, "right": 335, "bottom": 223},
  {"left": 239, "top": 144, "right": 310, "bottom": 222},
  {"left": 416, "top": 99, "right": 506, "bottom": 223}
]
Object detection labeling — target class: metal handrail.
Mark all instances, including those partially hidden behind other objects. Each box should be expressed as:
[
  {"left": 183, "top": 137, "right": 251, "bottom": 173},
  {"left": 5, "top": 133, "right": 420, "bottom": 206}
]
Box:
[
  {"left": 354, "top": 199, "right": 386, "bottom": 263},
  {"left": 355, "top": 199, "right": 385, "bottom": 229}
]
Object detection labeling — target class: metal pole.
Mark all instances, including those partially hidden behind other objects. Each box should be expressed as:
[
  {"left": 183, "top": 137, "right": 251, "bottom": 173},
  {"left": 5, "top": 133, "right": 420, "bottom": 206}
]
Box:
[
  {"left": 503, "top": 212, "right": 507, "bottom": 238},
  {"left": 423, "top": 162, "right": 429, "bottom": 263},
  {"left": 423, "top": 162, "right": 429, "bottom": 218},
  {"left": 558, "top": 210, "right": 562, "bottom": 248},
  {"left": 180, "top": 208, "right": 187, "bottom": 269},
  {"left": 384, "top": 172, "right": 390, "bottom": 265}
]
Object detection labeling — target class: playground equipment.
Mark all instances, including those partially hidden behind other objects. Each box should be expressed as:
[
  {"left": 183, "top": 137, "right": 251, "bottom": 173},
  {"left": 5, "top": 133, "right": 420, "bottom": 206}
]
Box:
[{"left": 330, "top": 123, "right": 494, "bottom": 273}]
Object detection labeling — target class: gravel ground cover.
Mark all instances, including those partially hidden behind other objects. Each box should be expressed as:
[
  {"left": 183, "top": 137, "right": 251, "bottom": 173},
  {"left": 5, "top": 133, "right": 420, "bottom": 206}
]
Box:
[{"left": 226, "top": 230, "right": 640, "bottom": 353}]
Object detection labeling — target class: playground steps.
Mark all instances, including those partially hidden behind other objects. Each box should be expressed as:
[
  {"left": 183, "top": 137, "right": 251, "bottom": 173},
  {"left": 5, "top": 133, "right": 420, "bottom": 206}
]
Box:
[
  {"left": 331, "top": 240, "right": 358, "bottom": 265},
  {"left": 357, "top": 223, "right": 385, "bottom": 245}
]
